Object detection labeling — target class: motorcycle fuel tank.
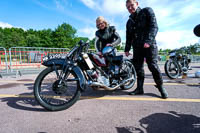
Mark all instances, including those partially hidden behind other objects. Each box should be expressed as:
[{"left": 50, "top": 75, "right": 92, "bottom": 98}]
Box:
[{"left": 90, "top": 53, "right": 107, "bottom": 67}]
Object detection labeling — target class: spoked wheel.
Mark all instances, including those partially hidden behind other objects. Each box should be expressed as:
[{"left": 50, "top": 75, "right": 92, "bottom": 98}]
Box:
[
  {"left": 164, "top": 60, "right": 180, "bottom": 79},
  {"left": 34, "top": 66, "right": 81, "bottom": 111},
  {"left": 120, "top": 60, "right": 136, "bottom": 90}
]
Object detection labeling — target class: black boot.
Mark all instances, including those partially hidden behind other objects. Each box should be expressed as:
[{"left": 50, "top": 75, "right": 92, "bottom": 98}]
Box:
[
  {"left": 155, "top": 85, "right": 168, "bottom": 99},
  {"left": 129, "top": 79, "right": 144, "bottom": 95}
]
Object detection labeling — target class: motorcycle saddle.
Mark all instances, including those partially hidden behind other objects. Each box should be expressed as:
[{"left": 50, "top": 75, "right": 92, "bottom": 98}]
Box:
[{"left": 112, "top": 55, "right": 123, "bottom": 65}]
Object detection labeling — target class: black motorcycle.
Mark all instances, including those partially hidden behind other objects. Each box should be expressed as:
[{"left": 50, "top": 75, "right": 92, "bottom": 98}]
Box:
[
  {"left": 34, "top": 40, "right": 136, "bottom": 111},
  {"left": 164, "top": 49, "right": 191, "bottom": 79}
]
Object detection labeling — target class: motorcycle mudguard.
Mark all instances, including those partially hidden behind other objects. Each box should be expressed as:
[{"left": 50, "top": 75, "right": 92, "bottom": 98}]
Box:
[
  {"left": 43, "top": 59, "right": 86, "bottom": 91},
  {"left": 42, "top": 59, "right": 67, "bottom": 67},
  {"left": 72, "top": 66, "right": 86, "bottom": 91}
]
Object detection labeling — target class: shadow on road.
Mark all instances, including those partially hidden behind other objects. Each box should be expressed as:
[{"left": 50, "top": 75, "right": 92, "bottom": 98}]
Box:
[
  {"left": 0, "top": 82, "right": 162, "bottom": 112},
  {"left": 0, "top": 92, "right": 46, "bottom": 112},
  {"left": 116, "top": 111, "right": 200, "bottom": 133},
  {"left": 116, "top": 126, "right": 144, "bottom": 133}
]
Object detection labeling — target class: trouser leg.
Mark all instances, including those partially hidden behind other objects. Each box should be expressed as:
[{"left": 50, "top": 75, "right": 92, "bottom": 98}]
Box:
[
  {"left": 129, "top": 50, "right": 144, "bottom": 95},
  {"left": 145, "top": 45, "right": 168, "bottom": 98}
]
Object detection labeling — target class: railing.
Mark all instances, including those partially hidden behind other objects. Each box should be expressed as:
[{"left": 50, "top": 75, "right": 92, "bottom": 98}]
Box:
[
  {"left": 1, "top": 47, "right": 69, "bottom": 77},
  {"left": 8, "top": 47, "right": 69, "bottom": 72},
  {"left": 0, "top": 47, "right": 8, "bottom": 75},
  {"left": 0, "top": 47, "right": 200, "bottom": 77}
]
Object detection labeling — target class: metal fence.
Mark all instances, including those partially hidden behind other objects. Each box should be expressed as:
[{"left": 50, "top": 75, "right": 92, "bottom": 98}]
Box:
[
  {"left": 0, "top": 47, "right": 200, "bottom": 77},
  {"left": 8, "top": 47, "right": 69, "bottom": 71},
  {"left": 1, "top": 47, "right": 69, "bottom": 77},
  {"left": 0, "top": 47, "right": 8, "bottom": 76}
]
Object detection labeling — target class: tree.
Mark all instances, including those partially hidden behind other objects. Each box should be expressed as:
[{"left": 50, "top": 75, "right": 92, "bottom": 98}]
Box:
[
  {"left": 52, "top": 23, "right": 77, "bottom": 48},
  {"left": 89, "top": 38, "right": 95, "bottom": 49},
  {"left": 26, "top": 34, "right": 40, "bottom": 47},
  {"left": 38, "top": 29, "right": 53, "bottom": 47}
]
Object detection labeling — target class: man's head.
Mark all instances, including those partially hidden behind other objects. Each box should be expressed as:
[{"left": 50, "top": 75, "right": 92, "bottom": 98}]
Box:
[{"left": 126, "top": 0, "right": 139, "bottom": 14}]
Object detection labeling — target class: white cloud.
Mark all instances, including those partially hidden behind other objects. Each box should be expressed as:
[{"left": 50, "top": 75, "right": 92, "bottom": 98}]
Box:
[
  {"left": 102, "top": 0, "right": 127, "bottom": 15},
  {"left": 178, "top": 1, "right": 200, "bottom": 17},
  {"left": 78, "top": 27, "right": 97, "bottom": 39},
  {"left": 80, "top": 0, "right": 127, "bottom": 16},
  {"left": 80, "top": 0, "right": 96, "bottom": 9},
  {"left": 0, "top": 22, "right": 13, "bottom": 28},
  {"left": 147, "top": 0, "right": 200, "bottom": 29},
  {"left": 79, "top": 0, "right": 200, "bottom": 49},
  {"left": 55, "top": 0, "right": 65, "bottom": 12},
  {"left": 156, "top": 30, "right": 199, "bottom": 50}
]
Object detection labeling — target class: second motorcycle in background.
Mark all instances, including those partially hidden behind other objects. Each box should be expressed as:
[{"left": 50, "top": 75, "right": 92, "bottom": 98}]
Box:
[{"left": 164, "top": 49, "right": 191, "bottom": 79}]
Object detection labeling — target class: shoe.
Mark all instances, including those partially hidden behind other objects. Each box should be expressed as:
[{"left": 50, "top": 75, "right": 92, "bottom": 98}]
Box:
[
  {"left": 129, "top": 78, "right": 144, "bottom": 95},
  {"left": 155, "top": 85, "right": 168, "bottom": 99},
  {"left": 129, "top": 88, "right": 144, "bottom": 95},
  {"left": 188, "top": 66, "right": 192, "bottom": 70}
]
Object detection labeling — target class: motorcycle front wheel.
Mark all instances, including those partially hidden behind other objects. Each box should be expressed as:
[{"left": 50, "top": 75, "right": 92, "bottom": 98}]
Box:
[
  {"left": 164, "top": 59, "right": 180, "bottom": 79},
  {"left": 120, "top": 60, "right": 136, "bottom": 90},
  {"left": 34, "top": 66, "right": 81, "bottom": 111}
]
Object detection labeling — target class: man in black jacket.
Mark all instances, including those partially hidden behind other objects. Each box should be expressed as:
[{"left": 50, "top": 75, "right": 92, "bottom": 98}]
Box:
[{"left": 124, "top": 0, "right": 168, "bottom": 99}]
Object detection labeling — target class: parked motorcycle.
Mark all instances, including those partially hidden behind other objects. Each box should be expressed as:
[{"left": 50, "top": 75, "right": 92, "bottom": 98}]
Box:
[
  {"left": 164, "top": 49, "right": 191, "bottom": 79},
  {"left": 34, "top": 40, "right": 136, "bottom": 111}
]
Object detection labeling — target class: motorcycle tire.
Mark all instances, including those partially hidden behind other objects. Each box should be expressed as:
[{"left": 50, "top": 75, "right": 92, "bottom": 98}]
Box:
[
  {"left": 34, "top": 66, "right": 81, "bottom": 111},
  {"left": 120, "top": 60, "right": 136, "bottom": 90},
  {"left": 164, "top": 59, "right": 180, "bottom": 79}
]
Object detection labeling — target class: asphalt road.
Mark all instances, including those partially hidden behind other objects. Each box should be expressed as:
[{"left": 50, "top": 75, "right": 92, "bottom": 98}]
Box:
[{"left": 0, "top": 63, "right": 200, "bottom": 133}]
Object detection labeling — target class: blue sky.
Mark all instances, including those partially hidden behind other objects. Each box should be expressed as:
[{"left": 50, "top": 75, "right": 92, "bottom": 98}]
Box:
[{"left": 0, "top": 0, "right": 200, "bottom": 50}]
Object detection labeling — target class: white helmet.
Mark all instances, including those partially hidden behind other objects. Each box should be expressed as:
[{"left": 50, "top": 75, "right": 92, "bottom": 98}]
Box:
[{"left": 195, "top": 70, "right": 200, "bottom": 78}]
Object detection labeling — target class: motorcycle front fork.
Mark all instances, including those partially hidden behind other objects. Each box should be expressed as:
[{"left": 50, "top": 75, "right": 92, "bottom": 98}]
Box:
[{"left": 52, "top": 63, "right": 70, "bottom": 84}]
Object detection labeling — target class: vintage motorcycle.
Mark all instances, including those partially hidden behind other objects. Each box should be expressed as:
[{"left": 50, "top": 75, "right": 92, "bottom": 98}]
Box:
[
  {"left": 164, "top": 49, "right": 191, "bottom": 79},
  {"left": 34, "top": 40, "right": 136, "bottom": 111}
]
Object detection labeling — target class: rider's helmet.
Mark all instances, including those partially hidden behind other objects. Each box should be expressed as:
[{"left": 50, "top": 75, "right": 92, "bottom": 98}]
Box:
[
  {"left": 102, "top": 46, "right": 116, "bottom": 57},
  {"left": 195, "top": 70, "right": 200, "bottom": 78}
]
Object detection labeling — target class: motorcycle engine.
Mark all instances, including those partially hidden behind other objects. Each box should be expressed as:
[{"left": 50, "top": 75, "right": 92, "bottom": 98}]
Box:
[
  {"left": 87, "top": 70, "right": 98, "bottom": 80},
  {"left": 87, "top": 70, "right": 110, "bottom": 86},
  {"left": 98, "top": 75, "right": 110, "bottom": 87}
]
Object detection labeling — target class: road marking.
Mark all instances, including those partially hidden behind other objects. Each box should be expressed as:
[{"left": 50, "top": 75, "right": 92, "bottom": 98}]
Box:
[
  {"left": 0, "top": 80, "right": 199, "bottom": 86},
  {"left": 0, "top": 81, "right": 34, "bottom": 84},
  {"left": 0, "top": 94, "right": 200, "bottom": 103}
]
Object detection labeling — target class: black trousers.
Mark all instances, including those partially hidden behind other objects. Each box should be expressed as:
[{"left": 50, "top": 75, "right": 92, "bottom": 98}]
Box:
[{"left": 132, "top": 44, "right": 163, "bottom": 86}]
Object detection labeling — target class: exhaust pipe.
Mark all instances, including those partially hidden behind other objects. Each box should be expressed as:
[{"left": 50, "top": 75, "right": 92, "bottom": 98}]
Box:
[{"left": 89, "top": 77, "right": 134, "bottom": 90}]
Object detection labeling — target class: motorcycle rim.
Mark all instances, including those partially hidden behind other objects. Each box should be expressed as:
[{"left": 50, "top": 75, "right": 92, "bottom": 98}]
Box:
[
  {"left": 120, "top": 60, "right": 136, "bottom": 90},
  {"left": 34, "top": 66, "right": 81, "bottom": 111},
  {"left": 164, "top": 60, "right": 180, "bottom": 79}
]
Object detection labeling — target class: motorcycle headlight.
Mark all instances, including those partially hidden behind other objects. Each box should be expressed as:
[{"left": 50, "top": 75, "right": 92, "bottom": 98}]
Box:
[{"left": 177, "top": 54, "right": 182, "bottom": 59}]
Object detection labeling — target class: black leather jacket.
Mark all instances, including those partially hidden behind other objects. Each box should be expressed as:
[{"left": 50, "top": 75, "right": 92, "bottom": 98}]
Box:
[
  {"left": 95, "top": 26, "right": 121, "bottom": 52},
  {"left": 125, "top": 7, "right": 158, "bottom": 52}
]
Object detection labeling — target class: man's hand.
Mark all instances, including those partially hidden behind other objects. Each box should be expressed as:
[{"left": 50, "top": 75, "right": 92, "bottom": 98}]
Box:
[
  {"left": 144, "top": 43, "right": 150, "bottom": 48},
  {"left": 97, "top": 52, "right": 102, "bottom": 55},
  {"left": 97, "top": 52, "right": 103, "bottom": 58},
  {"left": 106, "top": 43, "right": 112, "bottom": 46},
  {"left": 125, "top": 52, "right": 131, "bottom": 57}
]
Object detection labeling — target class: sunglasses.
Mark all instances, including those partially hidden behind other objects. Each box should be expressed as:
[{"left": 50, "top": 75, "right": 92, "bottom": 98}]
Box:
[{"left": 97, "top": 22, "right": 104, "bottom": 27}]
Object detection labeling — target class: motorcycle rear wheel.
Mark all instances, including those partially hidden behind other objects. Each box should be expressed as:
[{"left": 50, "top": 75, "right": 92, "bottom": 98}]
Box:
[
  {"left": 34, "top": 66, "right": 81, "bottom": 111},
  {"left": 120, "top": 60, "right": 136, "bottom": 90},
  {"left": 164, "top": 59, "right": 180, "bottom": 79}
]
